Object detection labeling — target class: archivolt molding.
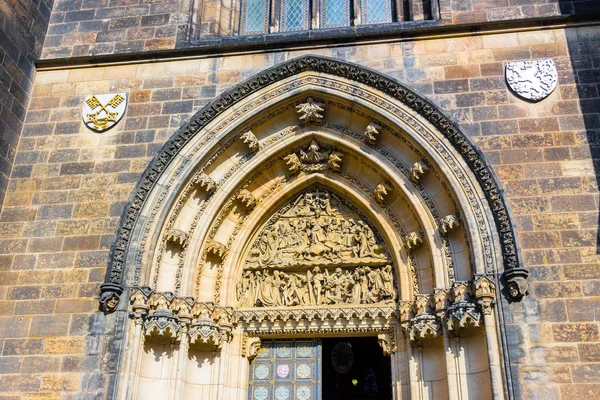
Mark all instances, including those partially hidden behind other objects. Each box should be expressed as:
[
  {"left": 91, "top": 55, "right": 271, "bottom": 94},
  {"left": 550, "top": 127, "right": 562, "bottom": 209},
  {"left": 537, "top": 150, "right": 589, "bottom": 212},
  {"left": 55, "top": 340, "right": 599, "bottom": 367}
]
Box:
[{"left": 102, "top": 55, "right": 527, "bottom": 315}]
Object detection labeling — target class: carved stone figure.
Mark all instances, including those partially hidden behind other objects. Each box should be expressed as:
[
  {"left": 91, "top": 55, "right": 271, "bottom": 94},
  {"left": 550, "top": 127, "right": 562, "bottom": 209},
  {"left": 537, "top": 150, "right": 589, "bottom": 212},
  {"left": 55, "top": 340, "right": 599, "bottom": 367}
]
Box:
[
  {"left": 363, "top": 122, "right": 382, "bottom": 145},
  {"left": 240, "top": 130, "right": 259, "bottom": 152},
  {"left": 245, "top": 188, "right": 389, "bottom": 270},
  {"left": 285, "top": 140, "right": 343, "bottom": 174},
  {"left": 328, "top": 151, "right": 343, "bottom": 171},
  {"left": 236, "top": 264, "right": 396, "bottom": 308},
  {"left": 409, "top": 161, "right": 429, "bottom": 181},
  {"left": 296, "top": 97, "right": 324, "bottom": 123},
  {"left": 403, "top": 232, "right": 423, "bottom": 250},
  {"left": 439, "top": 214, "right": 460, "bottom": 234},
  {"left": 373, "top": 183, "right": 392, "bottom": 204},
  {"left": 284, "top": 153, "right": 302, "bottom": 173}
]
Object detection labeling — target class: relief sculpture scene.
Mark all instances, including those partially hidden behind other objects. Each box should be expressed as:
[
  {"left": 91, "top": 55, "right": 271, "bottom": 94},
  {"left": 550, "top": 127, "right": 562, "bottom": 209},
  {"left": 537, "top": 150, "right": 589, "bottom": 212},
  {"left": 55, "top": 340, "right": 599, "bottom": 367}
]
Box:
[{"left": 237, "top": 188, "right": 397, "bottom": 308}]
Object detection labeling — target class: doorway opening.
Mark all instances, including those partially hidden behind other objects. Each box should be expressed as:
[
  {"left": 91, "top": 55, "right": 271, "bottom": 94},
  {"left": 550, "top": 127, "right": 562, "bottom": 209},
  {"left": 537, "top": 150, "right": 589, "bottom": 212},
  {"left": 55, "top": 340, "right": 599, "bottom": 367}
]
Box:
[{"left": 322, "top": 337, "right": 392, "bottom": 400}]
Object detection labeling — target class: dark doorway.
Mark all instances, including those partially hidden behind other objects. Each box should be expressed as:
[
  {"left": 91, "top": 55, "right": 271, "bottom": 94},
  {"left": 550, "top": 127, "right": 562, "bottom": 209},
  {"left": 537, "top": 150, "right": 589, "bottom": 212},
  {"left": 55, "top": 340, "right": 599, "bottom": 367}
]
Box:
[{"left": 322, "top": 337, "right": 392, "bottom": 400}]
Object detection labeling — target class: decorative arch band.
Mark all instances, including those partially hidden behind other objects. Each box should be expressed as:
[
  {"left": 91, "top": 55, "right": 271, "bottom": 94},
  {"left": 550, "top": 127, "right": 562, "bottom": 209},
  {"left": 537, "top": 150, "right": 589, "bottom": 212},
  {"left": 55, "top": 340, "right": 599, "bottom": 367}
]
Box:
[{"left": 100, "top": 55, "right": 528, "bottom": 312}]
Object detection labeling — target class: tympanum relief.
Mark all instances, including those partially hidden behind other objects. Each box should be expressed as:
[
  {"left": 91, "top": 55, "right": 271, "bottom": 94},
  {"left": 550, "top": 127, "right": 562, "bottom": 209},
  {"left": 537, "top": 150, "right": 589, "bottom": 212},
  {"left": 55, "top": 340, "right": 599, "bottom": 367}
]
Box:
[{"left": 236, "top": 187, "right": 397, "bottom": 308}]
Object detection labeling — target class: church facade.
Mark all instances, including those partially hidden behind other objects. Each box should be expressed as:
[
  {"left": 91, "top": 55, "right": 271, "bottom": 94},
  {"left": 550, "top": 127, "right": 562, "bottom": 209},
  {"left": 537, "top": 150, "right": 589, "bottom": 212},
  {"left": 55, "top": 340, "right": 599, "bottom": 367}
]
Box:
[{"left": 0, "top": 1, "right": 599, "bottom": 399}]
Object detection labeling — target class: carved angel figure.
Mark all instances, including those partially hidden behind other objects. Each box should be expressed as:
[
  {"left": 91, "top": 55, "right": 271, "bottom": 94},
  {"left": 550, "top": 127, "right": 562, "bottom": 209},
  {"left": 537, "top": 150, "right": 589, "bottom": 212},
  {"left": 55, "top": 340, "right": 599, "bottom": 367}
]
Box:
[{"left": 296, "top": 97, "right": 324, "bottom": 124}]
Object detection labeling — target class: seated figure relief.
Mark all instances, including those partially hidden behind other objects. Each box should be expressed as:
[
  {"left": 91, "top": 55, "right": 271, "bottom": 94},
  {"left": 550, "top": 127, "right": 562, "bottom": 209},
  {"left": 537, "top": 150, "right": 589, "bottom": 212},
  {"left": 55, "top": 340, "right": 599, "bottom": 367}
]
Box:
[{"left": 237, "top": 188, "right": 397, "bottom": 308}]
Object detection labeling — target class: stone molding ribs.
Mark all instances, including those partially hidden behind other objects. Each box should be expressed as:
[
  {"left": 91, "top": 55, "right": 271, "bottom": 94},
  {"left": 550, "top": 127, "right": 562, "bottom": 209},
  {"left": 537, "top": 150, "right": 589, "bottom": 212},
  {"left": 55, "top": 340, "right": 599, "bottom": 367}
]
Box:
[{"left": 102, "top": 55, "right": 527, "bottom": 313}]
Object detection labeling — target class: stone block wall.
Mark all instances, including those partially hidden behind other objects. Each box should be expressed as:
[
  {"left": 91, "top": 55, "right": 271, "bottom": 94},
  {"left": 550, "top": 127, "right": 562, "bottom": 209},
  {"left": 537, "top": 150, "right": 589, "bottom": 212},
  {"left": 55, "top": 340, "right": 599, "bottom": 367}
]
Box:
[
  {"left": 1, "top": 25, "right": 600, "bottom": 399},
  {"left": 0, "top": 0, "right": 54, "bottom": 211},
  {"left": 40, "top": 0, "right": 600, "bottom": 60}
]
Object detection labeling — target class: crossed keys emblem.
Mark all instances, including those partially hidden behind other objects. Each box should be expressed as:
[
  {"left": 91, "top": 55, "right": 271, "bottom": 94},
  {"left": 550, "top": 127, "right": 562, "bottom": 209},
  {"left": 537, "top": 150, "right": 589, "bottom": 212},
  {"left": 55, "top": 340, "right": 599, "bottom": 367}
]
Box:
[{"left": 83, "top": 93, "right": 127, "bottom": 131}]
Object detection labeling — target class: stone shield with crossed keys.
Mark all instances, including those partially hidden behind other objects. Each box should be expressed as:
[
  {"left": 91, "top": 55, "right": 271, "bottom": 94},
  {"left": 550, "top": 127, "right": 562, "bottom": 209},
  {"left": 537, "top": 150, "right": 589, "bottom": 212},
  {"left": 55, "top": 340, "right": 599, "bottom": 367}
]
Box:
[{"left": 81, "top": 92, "right": 128, "bottom": 132}]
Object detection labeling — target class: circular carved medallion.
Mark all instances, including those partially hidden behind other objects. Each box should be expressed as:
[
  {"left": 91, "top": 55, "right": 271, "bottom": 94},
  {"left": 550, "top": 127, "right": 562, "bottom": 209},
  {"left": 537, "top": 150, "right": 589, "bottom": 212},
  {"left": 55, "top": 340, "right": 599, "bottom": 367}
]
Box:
[
  {"left": 276, "top": 343, "right": 292, "bottom": 357},
  {"left": 255, "top": 364, "right": 269, "bottom": 380},
  {"left": 296, "top": 363, "right": 311, "bottom": 379},
  {"left": 296, "top": 343, "right": 312, "bottom": 358},
  {"left": 275, "top": 386, "right": 290, "bottom": 400},
  {"left": 253, "top": 386, "right": 269, "bottom": 400},
  {"left": 296, "top": 385, "right": 311, "bottom": 400}
]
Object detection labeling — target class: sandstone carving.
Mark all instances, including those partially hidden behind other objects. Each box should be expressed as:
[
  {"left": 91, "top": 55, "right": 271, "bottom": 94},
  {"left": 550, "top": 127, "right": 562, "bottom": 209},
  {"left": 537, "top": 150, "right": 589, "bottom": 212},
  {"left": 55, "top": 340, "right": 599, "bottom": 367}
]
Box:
[
  {"left": 403, "top": 232, "right": 423, "bottom": 250},
  {"left": 193, "top": 173, "right": 217, "bottom": 194},
  {"left": 243, "top": 187, "right": 390, "bottom": 270},
  {"left": 439, "top": 214, "right": 460, "bottom": 234},
  {"left": 240, "top": 130, "right": 260, "bottom": 152},
  {"left": 296, "top": 97, "right": 324, "bottom": 123},
  {"left": 328, "top": 151, "right": 343, "bottom": 171},
  {"left": 373, "top": 183, "right": 392, "bottom": 204},
  {"left": 237, "top": 187, "right": 395, "bottom": 308},
  {"left": 236, "top": 264, "right": 396, "bottom": 308},
  {"left": 242, "top": 334, "right": 262, "bottom": 360},
  {"left": 363, "top": 122, "right": 382, "bottom": 145},
  {"left": 409, "top": 161, "right": 429, "bottom": 181},
  {"left": 165, "top": 229, "right": 189, "bottom": 246},
  {"left": 205, "top": 241, "right": 227, "bottom": 260},
  {"left": 236, "top": 189, "right": 257, "bottom": 210},
  {"left": 284, "top": 140, "right": 342, "bottom": 174}
]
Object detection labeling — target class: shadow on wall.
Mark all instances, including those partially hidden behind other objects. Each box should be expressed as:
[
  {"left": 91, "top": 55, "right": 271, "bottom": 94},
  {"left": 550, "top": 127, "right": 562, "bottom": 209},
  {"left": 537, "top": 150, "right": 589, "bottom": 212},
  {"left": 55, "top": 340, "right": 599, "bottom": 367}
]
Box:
[{"left": 558, "top": 2, "right": 600, "bottom": 255}]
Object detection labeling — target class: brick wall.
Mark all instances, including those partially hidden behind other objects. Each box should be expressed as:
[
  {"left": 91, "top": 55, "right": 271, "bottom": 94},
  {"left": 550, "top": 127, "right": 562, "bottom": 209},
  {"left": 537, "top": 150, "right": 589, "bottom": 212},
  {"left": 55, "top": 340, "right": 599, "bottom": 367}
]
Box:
[
  {"left": 0, "top": 0, "right": 54, "bottom": 211},
  {"left": 1, "top": 26, "right": 600, "bottom": 398}
]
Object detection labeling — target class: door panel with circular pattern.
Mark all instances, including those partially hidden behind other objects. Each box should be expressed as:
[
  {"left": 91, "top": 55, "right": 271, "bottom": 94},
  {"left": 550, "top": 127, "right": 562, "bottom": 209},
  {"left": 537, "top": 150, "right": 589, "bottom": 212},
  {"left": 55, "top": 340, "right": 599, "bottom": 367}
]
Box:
[{"left": 248, "top": 339, "right": 322, "bottom": 400}]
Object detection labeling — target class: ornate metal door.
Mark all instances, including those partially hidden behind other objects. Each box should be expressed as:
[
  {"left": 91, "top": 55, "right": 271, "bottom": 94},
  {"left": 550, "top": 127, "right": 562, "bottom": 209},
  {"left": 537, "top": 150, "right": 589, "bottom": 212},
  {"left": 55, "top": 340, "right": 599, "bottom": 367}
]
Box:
[{"left": 248, "top": 339, "right": 322, "bottom": 400}]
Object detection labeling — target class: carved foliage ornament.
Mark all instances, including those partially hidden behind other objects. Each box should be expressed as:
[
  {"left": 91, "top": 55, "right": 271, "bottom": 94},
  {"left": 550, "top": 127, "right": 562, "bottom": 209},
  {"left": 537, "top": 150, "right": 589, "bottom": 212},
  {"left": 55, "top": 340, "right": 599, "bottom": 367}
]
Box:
[
  {"left": 284, "top": 140, "right": 343, "bottom": 174},
  {"left": 103, "top": 55, "right": 526, "bottom": 313},
  {"left": 505, "top": 59, "right": 557, "bottom": 102},
  {"left": 82, "top": 93, "right": 127, "bottom": 132},
  {"left": 296, "top": 97, "right": 325, "bottom": 124}
]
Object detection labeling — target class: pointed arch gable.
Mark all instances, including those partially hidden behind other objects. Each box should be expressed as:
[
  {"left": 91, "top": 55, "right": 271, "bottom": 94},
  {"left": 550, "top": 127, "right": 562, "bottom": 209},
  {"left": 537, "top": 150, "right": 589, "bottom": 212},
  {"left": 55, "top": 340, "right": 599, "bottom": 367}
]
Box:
[{"left": 100, "top": 55, "right": 528, "bottom": 312}]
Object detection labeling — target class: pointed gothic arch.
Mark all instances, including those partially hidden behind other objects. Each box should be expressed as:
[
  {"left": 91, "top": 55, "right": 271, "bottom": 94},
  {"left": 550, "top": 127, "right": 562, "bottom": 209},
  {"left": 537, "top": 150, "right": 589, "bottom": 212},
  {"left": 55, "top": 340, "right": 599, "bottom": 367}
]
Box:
[{"left": 101, "top": 55, "right": 527, "bottom": 400}]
